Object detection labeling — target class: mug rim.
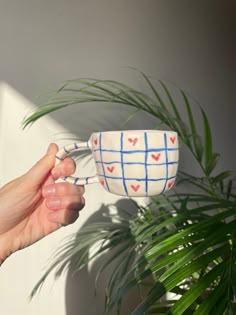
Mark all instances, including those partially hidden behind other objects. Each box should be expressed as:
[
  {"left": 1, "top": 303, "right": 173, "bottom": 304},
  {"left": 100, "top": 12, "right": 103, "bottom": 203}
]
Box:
[{"left": 92, "top": 130, "right": 177, "bottom": 135}]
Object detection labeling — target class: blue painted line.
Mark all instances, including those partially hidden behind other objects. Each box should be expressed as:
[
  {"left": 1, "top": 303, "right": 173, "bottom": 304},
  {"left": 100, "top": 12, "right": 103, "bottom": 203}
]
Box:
[
  {"left": 161, "top": 133, "right": 168, "bottom": 193},
  {"left": 64, "top": 147, "right": 70, "bottom": 154},
  {"left": 99, "top": 133, "right": 110, "bottom": 191},
  {"left": 56, "top": 155, "right": 63, "bottom": 161},
  {"left": 74, "top": 143, "right": 79, "bottom": 149},
  {"left": 95, "top": 161, "right": 178, "bottom": 166},
  {"left": 92, "top": 148, "right": 178, "bottom": 154},
  {"left": 95, "top": 160, "right": 121, "bottom": 165},
  {"left": 74, "top": 177, "right": 79, "bottom": 184},
  {"left": 120, "top": 132, "right": 128, "bottom": 195},
  {"left": 85, "top": 177, "right": 89, "bottom": 184},
  {"left": 144, "top": 132, "right": 148, "bottom": 195},
  {"left": 96, "top": 174, "right": 176, "bottom": 182}
]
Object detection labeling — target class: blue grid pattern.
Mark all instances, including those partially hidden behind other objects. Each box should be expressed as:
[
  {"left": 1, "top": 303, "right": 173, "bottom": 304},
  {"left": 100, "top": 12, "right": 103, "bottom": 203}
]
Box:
[
  {"left": 144, "top": 132, "right": 148, "bottom": 193},
  {"left": 99, "top": 132, "right": 110, "bottom": 191},
  {"left": 161, "top": 133, "right": 168, "bottom": 193},
  {"left": 94, "top": 131, "right": 178, "bottom": 196},
  {"left": 120, "top": 132, "right": 128, "bottom": 195}
]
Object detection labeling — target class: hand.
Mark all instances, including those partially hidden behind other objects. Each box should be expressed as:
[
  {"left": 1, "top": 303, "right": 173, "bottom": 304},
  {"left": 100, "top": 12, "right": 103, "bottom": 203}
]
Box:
[{"left": 0, "top": 143, "right": 85, "bottom": 264}]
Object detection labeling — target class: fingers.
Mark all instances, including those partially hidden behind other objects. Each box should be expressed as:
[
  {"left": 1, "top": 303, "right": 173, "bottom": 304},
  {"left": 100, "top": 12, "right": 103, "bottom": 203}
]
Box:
[
  {"left": 27, "top": 142, "right": 77, "bottom": 185},
  {"left": 48, "top": 208, "right": 80, "bottom": 225},
  {"left": 26, "top": 143, "right": 77, "bottom": 185},
  {"left": 52, "top": 158, "right": 76, "bottom": 179},
  {"left": 42, "top": 182, "right": 85, "bottom": 197},
  {"left": 46, "top": 195, "right": 85, "bottom": 211},
  {"left": 43, "top": 182, "right": 85, "bottom": 226},
  {"left": 47, "top": 195, "right": 85, "bottom": 225},
  {"left": 26, "top": 143, "right": 59, "bottom": 184}
]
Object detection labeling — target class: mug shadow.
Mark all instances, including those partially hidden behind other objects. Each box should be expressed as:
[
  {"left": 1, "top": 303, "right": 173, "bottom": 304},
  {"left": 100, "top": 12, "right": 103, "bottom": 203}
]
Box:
[{"left": 64, "top": 199, "right": 146, "bottom": 315}]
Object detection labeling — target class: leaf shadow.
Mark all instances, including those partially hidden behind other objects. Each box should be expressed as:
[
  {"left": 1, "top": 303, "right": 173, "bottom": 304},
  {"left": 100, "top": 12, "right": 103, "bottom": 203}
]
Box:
[{"left": 64, "top": 199, "right": 145, "bottom": 315}]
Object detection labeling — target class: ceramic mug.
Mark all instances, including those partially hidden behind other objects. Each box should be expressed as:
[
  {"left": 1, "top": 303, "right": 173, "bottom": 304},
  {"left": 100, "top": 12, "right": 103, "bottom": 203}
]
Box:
[{"left": 56, "top": 130, "right": 179, "bottom": 197}]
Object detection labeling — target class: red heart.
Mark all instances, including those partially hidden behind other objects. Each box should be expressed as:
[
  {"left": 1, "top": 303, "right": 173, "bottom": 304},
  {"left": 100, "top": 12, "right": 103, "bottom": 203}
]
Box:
[
  {"left": 94, "top": 138, "right": 98, "bottom": 145},
  {"left": 151, "top": 153, "right": 161, "bottom": 161},
  {"left": 128, "top": 137, "right": 138, "bottom": 146},
  {"left": 131, "top": 184, "right": 140, "bottom": 192},
  {"left": 107, "top": 166, "right": 115, "bottom": 173},
  {"left": 101, "top": 180, "right": 105, "bottom": 186},
  {"left": 170, "top": 136, "right": 175, "bottom": 144},
  {"left": 168, "top": 180, "right": 174, "bottom": 189}
]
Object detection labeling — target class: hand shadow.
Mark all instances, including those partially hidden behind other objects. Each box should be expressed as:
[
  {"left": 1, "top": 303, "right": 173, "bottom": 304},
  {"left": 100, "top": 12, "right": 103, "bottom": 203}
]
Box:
[{"left": 65, "top": 199, "right": 147, "bottom": 315}]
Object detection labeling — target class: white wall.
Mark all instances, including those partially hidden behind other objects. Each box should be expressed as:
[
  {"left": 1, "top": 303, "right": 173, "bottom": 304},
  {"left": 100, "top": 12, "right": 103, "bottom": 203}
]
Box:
[{"left": 0, "top": 1, "right": 235, "bottom": 315}]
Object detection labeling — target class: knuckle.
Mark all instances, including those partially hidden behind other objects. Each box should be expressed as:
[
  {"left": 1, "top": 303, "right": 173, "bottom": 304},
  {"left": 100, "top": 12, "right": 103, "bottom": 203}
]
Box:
[
  {"left": 63, "top": 158, "right": 76, "bottom": 173},
  {"left": 63, "top": 198, "right": 73, "bottom": 209},
  {"left": 57, "top": 182, "right": 69, "bottom": 195},
  {"left": 62, "top": 196, "right": 82, "bottom": 210},
  {"left": 78, "top": 185, "right": 85, "bottom": 195}
]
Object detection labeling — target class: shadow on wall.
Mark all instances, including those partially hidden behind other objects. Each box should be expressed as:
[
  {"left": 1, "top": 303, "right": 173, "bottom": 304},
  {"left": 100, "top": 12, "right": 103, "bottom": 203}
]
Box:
[
  {"left": 47, "top": 104, "right": 155, "bottom": 314},
  {"left": 44, "top": 93, "right": 194, "bottom": 315},
  {"left": 65, "top": 199, "right": 145, "bottom": 315},
  {"left": 21, "top": 80, "right": 212, "bottom": 313},
  {"left": 49, "top": 102, "right": 158, "bottom": 140}
]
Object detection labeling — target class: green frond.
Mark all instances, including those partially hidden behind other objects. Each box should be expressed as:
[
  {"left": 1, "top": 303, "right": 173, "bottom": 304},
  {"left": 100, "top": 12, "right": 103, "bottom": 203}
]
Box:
[{"left": 25, "top": 72, "right": 235, "bottom": 314}]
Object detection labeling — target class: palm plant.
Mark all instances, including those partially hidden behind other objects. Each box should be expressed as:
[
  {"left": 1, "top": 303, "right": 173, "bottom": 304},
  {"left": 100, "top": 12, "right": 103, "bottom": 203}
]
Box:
[{"left": 23, "top": 73, "right": 236, "bottom": 314}]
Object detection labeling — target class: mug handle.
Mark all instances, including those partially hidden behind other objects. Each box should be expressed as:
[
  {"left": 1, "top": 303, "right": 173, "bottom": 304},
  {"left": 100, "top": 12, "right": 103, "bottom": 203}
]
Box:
[{"left": 55, "top": 142, "right": 99, "bottom": 185}]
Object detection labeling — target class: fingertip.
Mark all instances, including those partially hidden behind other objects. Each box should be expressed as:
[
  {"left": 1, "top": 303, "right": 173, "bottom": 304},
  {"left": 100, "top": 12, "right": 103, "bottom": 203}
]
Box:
[
  {"left": 46, "top": 143, "right": 58, "bottom": 156},
  {"left": 52, "top": 157, "right": 76, "bottom": 179},
  {"left": 25, "top": 143, "right": 58, "bottom": 184},
  {"left": 51, "top": 168, "right": 60, "bottom": 179}
]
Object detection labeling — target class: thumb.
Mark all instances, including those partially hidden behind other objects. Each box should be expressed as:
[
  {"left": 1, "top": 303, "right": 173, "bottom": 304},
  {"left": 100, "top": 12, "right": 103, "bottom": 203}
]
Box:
[{"left": 25, "top": 143, "right": 58, "bottom": 185}]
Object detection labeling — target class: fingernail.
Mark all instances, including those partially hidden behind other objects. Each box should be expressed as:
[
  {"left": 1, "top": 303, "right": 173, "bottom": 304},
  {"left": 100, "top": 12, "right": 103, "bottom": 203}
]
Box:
[{"left": 42, "top": 186, "right": 56, "bottom": 196}]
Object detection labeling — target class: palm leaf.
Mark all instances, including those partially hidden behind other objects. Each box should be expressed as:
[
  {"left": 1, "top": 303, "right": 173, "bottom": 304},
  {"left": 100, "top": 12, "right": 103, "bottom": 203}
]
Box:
[
  {"left": 171, "top": 260, "right": 227, "bottom": 315},
  {"left": 181, "top": 89, "right": 203, "bottom": 162},
  {"left": 193, "top": 278, "right": 228, "bottom": 315},
  {"left": 23, "top": 73, "right": 236, "bottom": 314},
  {"left": 200, "top": 107, "right": 218, "bottom": 176}
]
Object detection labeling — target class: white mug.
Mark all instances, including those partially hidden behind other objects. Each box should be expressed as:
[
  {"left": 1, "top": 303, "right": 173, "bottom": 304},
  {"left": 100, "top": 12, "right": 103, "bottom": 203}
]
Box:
[{"left": 56, "top": 130, "right": 179, "bottom": 197}]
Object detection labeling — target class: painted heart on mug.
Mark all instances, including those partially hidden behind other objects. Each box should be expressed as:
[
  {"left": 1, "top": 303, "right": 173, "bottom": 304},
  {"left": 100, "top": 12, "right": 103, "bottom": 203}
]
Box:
[
  {"left": 151, "top": 153, "right": 161, "bottom": 161},
  {"left": 107, "top": 166, "right": 115, "bottom": 173},
  {"left": 170, "top": 136, "right": 176, "bottom": 144},
  {"left": 168, "top": 180, "right": 174, "bottom": 189},
  {"left": 94, "top": 138, "right": 98, "bottom": 145},
  {"left": 131, "top": 184, "right": 140, "bottom": 192},
  {"left": 128, "top": 137, "right": 138, "bottom": 146}
]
